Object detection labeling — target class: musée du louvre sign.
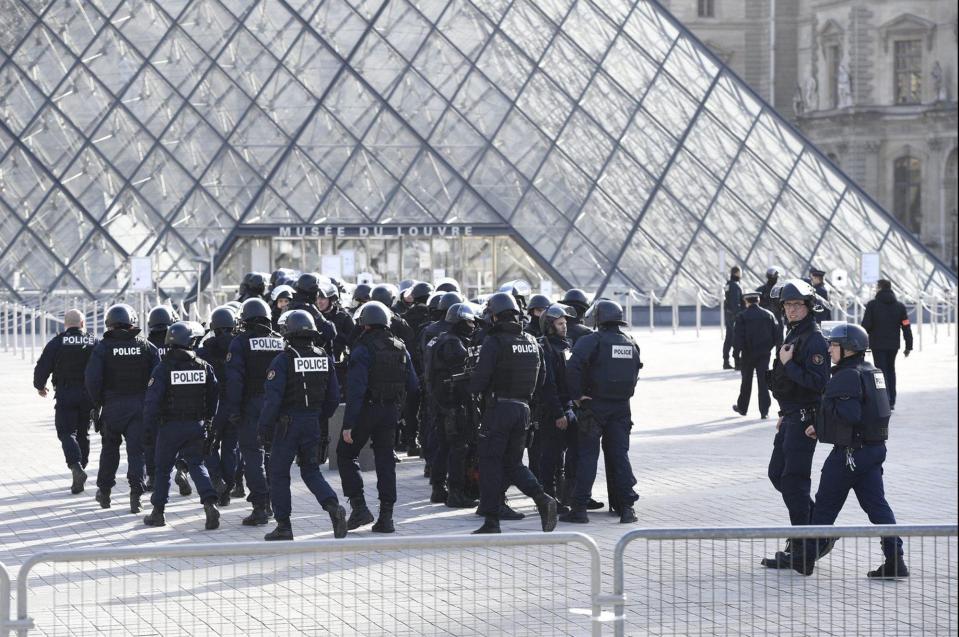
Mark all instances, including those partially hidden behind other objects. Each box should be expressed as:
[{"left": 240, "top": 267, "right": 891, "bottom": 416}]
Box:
[{"left": 270, "top": 224, "right": 511, "bottom": 238}]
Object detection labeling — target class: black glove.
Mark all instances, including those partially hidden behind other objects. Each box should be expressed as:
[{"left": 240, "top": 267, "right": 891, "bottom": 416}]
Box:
[
  {"left": 90, "top": 408, "right": 102, "bottom": 433},
  {"left": 257, "top": 428, "right": 272, "bottom": 453},
  {"left": 903, "top": 348, "right": 912, "bottom": 358},
  {"left": 202, "top": 420, "right": 218, "bottom": 456}
]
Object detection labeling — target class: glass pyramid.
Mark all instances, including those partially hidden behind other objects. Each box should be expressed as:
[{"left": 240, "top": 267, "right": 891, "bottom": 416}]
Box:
[{"left": 0, "top": 0, "right": 955, "bottom": 304}]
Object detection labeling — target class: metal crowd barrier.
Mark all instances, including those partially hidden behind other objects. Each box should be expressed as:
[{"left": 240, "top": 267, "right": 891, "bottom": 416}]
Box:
[{"left": 612, "top": 524, "right": 958, "bottom": 637}]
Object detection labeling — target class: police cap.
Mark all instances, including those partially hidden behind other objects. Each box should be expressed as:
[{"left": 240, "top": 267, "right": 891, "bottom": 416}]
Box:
[
  {"left": 358, "top": 301, "right": 392, "bottom": 327},
  {"left": 809, "top": 267, "right": 827, "bottom": 278},
  {"left": 742, "top": 291, "right": 761, "bottom": 303}
]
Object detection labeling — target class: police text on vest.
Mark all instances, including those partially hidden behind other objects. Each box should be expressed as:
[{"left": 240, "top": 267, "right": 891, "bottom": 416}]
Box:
[
  {"left": 171, "top": 370, "right": 207, "bottom": 384},
  {"left": 294, "top": 357, "right": 329, "bottom": 373},
  {"left": 512, "top": 344, "right": 537, "bottom": 354},
  {"left": 249, "top": 337, "right": 284, "bottom": 351},
  {"left": 611, "top": 345, "right": 633, "bottom": 359}
]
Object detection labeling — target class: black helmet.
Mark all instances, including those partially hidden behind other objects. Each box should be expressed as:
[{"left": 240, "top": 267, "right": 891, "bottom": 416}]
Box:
[
  {"left": 828, "top": 322, "right": 869, "bottom": 353},
  {"left": 765, "top": 267, "right": 780, "bottom": 281},
  {"left": 371, "top": 284, "right": 397, "bottom": 307},
  {"left": 561, "top": 288, "right": 590, "bottom": 313},
  {"left": 357, "top": 301, "right": 391, "bottom": 327},
  {"left": 487, "top": 292, "right": 520, "bottom": 318},
  {"left": 540, "top": 303, "right": 576, "bottom": 335},
  {"left": 775, "top": 279, "right": 817, "bottom": 306},
  {"left": 498, "top": 279, "right": 532, "bottom": 301},
  {"left": 588, "top": 299, "right": 626, "bottom": 327},
  {"left": 283, "top": 309, "right": 318, "bottom": 338},
  {"left": 352, "top": 284, "right": 372, "bottom": 305},
  {"left": 270, "top": 268, "right": 296, "bottom": 290},
  {"left": 438, "top": 291, "right": 464, "bottom": 312},
  {"left": 270, "top": 284, "right": 295, "bottom": 302},
  {"left": 105, "top": 303, "right": 138, "bottom": 330},
  {"left": 210, "top": 306, "right": 237, "bottom": 331},
  {"left": 240, "top": 298, "right": 271, "bottom": 322},
  {"left": 427, "top": 292, "right": 444, "bottom": 312},
  {"left": 165, "top": 321, "right": 196, "bottom": 349},
  {"left": 294, "top": 273, "right": 322, "bottom": 300},
  {"left": 445, "top": 302, "right": 477, "bottom": 325},
  {"left": 318, "top": 281, "right": 339, "bottom": 301},
  {"left": 435, "top": 278, "right": 460, "bottom": 293},
  {"left": 398, "top": 279, "right": 414, "bottom": 293},
  {"left": 411, "top": 281, "right": 434, "bottom": 302},
  {"left": 527, "top": 294, "right": 551, "bottom": 312},
  {"left": 147, "top": 306, "right": 176, "bottom": 333},
  {"left": 241, "top": 272, "right": 268, "bottom": 297}
]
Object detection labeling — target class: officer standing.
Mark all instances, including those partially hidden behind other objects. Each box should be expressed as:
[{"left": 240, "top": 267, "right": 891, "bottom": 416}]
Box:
[
  {"left": 270, "top": 285, "right": 294, "bottom": 328},
  {"left": 418, "top": 291, "right": 463, "bottom": 474},
  {"left": 225, "top": 298, "right": 285, "bottom": 526},
  {"left": 732, "top": 292, "right": 777, "bottom": 418},
  {"left": 524, "top": 295, "right": 552, "bottom": 339},
  {"left": 467, "top": 292, "right": 557, "bottom": 535},
  {"left": 792, "top": 324, "right": 907, "bottom": 578},
  {"left": 762, "top": 280, "right": 830, "bottom": 568},
  {"left": 722, "top": 266, "right": 745, "bottom": 369},
  {"left": 757, "top": 267, "right": 784, "bottom": 348},
  {"left": 861, "top": 279, "right": 913, "bottom": 411},
  {"left": 237, "top": 272, "right": 269, "bottom": 302},
  {"left": 400, "top": 281, "right": 434, "bottom": 456},
  {"left": 289, "top": 273, "right": 338, "bottom": 353},
  {"left": 807, "top": 267, "right": 830, "bottom": 324},
  {"left": 316, "top": 281, "right": 355, "bottom": 362},
  {"left": 257, "top": 311, "right": 347, "bottom": 541},
  {"left": 338, "top": 301, "right": 419, "bottom": 533},
  {"left": 197, "top": 306, "right": 238, "bottom": 506},
  {"left": 560, "top": 289, "right": 593, "bottom": 345},
  {"left": 561, "top": 300, "right": 641, "bottom": 524},
  {"left": 142, "top": 322, "right": 221, "bottom": 529},
  {"left": 33, "top": 309, "right": 97, "bottom": 494},
  {"left": 85, "top": 304, "right": 159, "bottom": 513}
]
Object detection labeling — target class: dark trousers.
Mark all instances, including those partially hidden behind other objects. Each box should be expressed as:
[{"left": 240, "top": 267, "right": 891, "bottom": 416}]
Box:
[
  {"left": 337, "top": 403, "right": 399, "bottom": 504},
  {"left": 150, "top": 420, "right": 217, "bottom": 507},
  {"left": 269, "top": 410, "right": 338, "bottom": 521},
  {"left": 871, "top": 349, "right": 898, "bottom": 406},
  {"left": 807, "top": 444, "right": 902, "bottom": 559},
  {"left": 722, "top": 315, "right": 738, "bottom": 363},
  {"left": 54, "top": 387, "right": 91, "bottom": 467},
  {"left": 204, "top": 409, "right": 238, "bottom": 488},
  {"left": 736, "top": 354, "right": 771, "bottom": 416},
  {"left": 238, "top": 395, "right": 270, "bottom": 505},
  {"left": 432, "top": 405, "right": 469, "bottom": 489},
  {"left": 96, "top": 395, "right": 146, "bottom": 492},
  {"left": 402, "top": 390, "right": 420, "bottom": 446},
  {"left": 477, "top": 400, "right": 544, "bottom": 517},
  {"left": 768, "top": 412, "right": 817, "bottom": 525},
  {"left": 572, "top": 400, "right": 638, "bottom": 510}
]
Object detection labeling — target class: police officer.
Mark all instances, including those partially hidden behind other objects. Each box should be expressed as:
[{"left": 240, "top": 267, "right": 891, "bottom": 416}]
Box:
[
  {"left": 372, "top": 284, "right": 419, "bottom": 453},
  {"left": 316, "top": 281, "right": 355, "bottom": 362},
  {"left": 861, "top": 279, "right": 913, "bottom": 411},
  {"left": 562, "top": 300, "right": 641, "bottom": 524},
  {"left": 757, "top": 267, "right": 783, "bottom": 348},
  {"left": 85, "top": 304, "right": 159, "bottom": 512},
  {"left": 762, "top": 279, "right": 830, "bottom": 568},
  {"left": 468, "top": 292, "right": 557, "bottom": 534},
  {"left": 792, "top": 324, "right": 907, "bottom": 578},
  {"left": 289, "top": 273, "right": 338, "bottom": 353},
  {"left": 435, "top": 278, "right": 460, "bottom": 293},
  {"left": 197, "top": 306, "right": 238, "bottom": 506},
  {"left": 401, "top": 281, "right": 434, "bottom": 456},
  {"left": 238, "top": 272, "right": 269, "bottom": 302},
  {"left": 33, "top": 308, "right": 97, "bottom": 494},
  {"left": 524, "top": 295, "right": 552, "bottom": 339},
  {"left": 418, "top": 292, "right": 463, "bottom": 471},
  {"left": 270, "top": 268, "right": 298, "bottom": 293},
  {"left": 270, "top": 284, "right": 294, "bottom": 329},
  {"left": 145, "top": 305, "right": 177, "bottom": 492},
  {"left": 257, "top": 311, "right": 348, "bottom": 541},
  {"left": 338, "top": 301, "right": 419, "bottom": 533},
  {"left": 732, "top": 292, "right": 777, "bottom": 418},
  {"left": 350, "top": 283, "right": 372, "bottom": 311},
  {"left": 807, "top": 267, "right": 830, "bottom": 324},
  {"left": 559, "top": 289, "right": 593, "bottom": 345},
  {"left": 226, "top": 298, "right": 285, "bottom": 526},
  {"left": 142, "top": 322, "right": 221, "bottom": 529},
  {"left": 723, "top": 266, "right": 745, "bottom": 369}
]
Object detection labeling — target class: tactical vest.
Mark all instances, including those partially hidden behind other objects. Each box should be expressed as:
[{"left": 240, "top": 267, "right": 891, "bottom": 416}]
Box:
[
  {"left": 53, "top": 330, "right": 95, "bottom": 386},
  {"left": 283, "top": 345, "right": 330, "bottom": 409},
  {"left": 163, "top": 356, "right": 208, "bottom": 420},
  {"left": 429, "top": 333, "right": 467, "bottom": 398},
  {"left": 201, "top": 334, "right": 231, "bottom": 396},
  {"left": 490, "top": 329, "right": 540, "bottom": 400},
  {"left": 363, "top": 331, "right": 407, "bottom": 403},
  {"left": 858, "top": 360, "right": 891, "bottom": 442},
  {"left": 770, "top": 322, "right": 824, "bottom": 405},
  {"left": 243, "top": 332, "right": 285, "bottom": 398},
  {"left": 103, "top": 338, "right": 151, "bottom": 395},
  {"left": 588, "top": 329, "right": 639, "bottom": 401}
]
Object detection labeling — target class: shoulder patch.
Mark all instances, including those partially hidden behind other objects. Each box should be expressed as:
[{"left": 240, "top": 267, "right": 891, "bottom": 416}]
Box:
[
  {"left": 267, "top": 369, "right": 276, "bottom": 380},
  {"left": 812, "top": 354, "right": 824, "bottom": 366},
  {"left": 148, "top": 377, "right": 155, "bottom": 387},
  {"left": 225, "top": 352, "right": 232, "bottom": 362}
]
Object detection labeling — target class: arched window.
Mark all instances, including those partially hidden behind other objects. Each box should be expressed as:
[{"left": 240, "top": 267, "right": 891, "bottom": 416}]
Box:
[{"left": 893, "top": 156, "right": 922, "bottom": 233}]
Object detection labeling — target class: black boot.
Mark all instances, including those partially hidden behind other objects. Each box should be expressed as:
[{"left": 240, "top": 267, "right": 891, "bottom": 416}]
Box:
[
  {"left": 95, "top": 488, "right": 111, "bottom": 509},
  {"left": 242, "top": 502, "right": 270, "bottom": 526},
  {"left": 423, "top": 463, "right": 430, "bottom": 478},
  {"left": 723, "top": 360, "right": 734, "bottom": 370},
  {"left": 323, "top": 501, "right": 348, "bottom": 539},
  {"left": 619, "top": 506, "right": 638, "bottom": 524},
  {"left": 430, "top": 483, "right": 448, "bottom": 504},
  {"left": 372, "top": 502, "right": 395, "bottom": 533},
  {"left": 144, "top": 474, "right": 155, "bottom": 493},
  {"left": 216, "top": 482, "right": 232, "bottom": 508},
  {"left": 347, "top": 496, "right": 374, "bottom": 530},
  {"left": 532, "top": 493, "right": 558, "bottom": 532},
  {"left": 175, "top": 466, "right": 192, "bottom": 496},
  {"left": 407, "top": 444, "right": 421, "bottom": 457},
  {"left": 265, "top": 518, "right": 293, "bottom": 541},
  {"left": 761, "top": 540, "right": 793, "bottom": 569},
  {"left": 445, "top": 488, "right": 478, "bottom": 509},
  {"left": 559, "top": 506, "right": 589, "bottom": 524},
  {"left": 143, "top": 504, "right": 166, "bottom": 526},
  {"left": 498, "top": 501, "right": 525, "bottom": 520},
  {"left": 867, "top": 557, "right": 909, "bottom": 579},
  {"left": 586, "top": 498, "right": 605, "bottom": 510},
  {"left": 204, "top": 501, "right": 220, "bottom": 530},
  {"left": 472, "top": 516, "right": 501, "bottom": 534},
  {"left": 130, "top": 487, "right": 143, "bottom": 514},
  {"left": 69, "top": 463, "right": 88, "bottom": 494},
  {"left": 231, "top": 477, "right": 246, "bottom": 499}
]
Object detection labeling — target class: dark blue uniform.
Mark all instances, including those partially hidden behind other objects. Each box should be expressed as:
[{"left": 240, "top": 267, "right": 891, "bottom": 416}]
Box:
[
  {"left": 143, "top": 349, "right": 219, "bottom": 507},
  {"left": 733, "top": 304, "right": 778, "bottom": 416},
  {"left": 320, "top": 306, "right": 355, "bottom": 362},
  {"left": 197, "top": 331, "right": 237, "bottom": 491},
  {"left": 85, "top": 329, "right": 159, "bottom": 496},
  {"left": 33, "top": 327, "right": 97, "bottom": 468},
  {"left": 566, "top": 326, "right": 642, "bottom": 513},
  {"left": 723, "top": 277, "right": 745, "bottom": 365},
  {"left": 289, "top": 298, "right": 338, "bottom": 353},
  {"left": 427, "top": 329, "right": 474, "bottom": 493},
  {"left": 808, "top": 280, "right": 830, "bottom": 324},
  {"left": 258, "top": 345, "right": 341, "bottom": 522},
  {"left": 536, "top": 333, "right": 577, "bottom": 499},
  {"left": 338, "top": 328, "right": 418, "bottom": 505},
  {"left": 144, "top": 330, "right": 168, "bottom": 484},
  {"left": 419, "top": 319, "right": 452, "bottom": 465},
  {"left": 767, "top": 313, "right": 830, "bottom": 526}
]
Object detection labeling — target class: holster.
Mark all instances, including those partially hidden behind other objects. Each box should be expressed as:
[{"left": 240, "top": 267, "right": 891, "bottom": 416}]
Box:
[
  {"left": 576, "top": 404, "right": 599, "bottom": 438},
  {"left": 318, "top": 418, "right": 331, "bottom": 464}
]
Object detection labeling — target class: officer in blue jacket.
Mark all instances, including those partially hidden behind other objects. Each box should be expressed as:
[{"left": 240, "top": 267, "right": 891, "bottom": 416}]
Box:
[
  {"left": 562, "top": 300, "right": 642, "bottom": 525},
  {"left": 85, "top": 304, "right": 159, "bottom": 513},
  {"left": 762, "top": 280, "right": 831, "bottom": 568},
  {"left": 145, "top": 305, "right": 178, "bottom": 492},
  {"left": 33, "top": 308, "right": 98, "bottom": 494},
  {"left": 142, "top": 322, "right": 221, "bottom": 530},
  {"left": 806, "top": 267, "right": 830, "bottom": 325},
  {"left": 792, "top": 323, "right": 907, "bottom": 578},
  {"left": 338, "top": 301, "right": 419, "bottom": 534},
  {"left": 226, "top": 298, "right": 286, "bottom": 526},
  {"left": 196, "top": 305, "right": 238, "bottom": 506},
  {"left": 257, "top": 310, "right": 348, "bottom": 541}
]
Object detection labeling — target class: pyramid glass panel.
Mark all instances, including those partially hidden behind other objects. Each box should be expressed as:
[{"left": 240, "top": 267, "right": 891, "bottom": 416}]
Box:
[{"left": 0, "top": 0, "right": 952, "bottom": 304}]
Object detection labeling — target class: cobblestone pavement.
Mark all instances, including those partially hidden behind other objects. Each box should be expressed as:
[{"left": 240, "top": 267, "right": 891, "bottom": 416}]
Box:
[{"left": 1, "top": 326, "right": 955, "bottom": 635}]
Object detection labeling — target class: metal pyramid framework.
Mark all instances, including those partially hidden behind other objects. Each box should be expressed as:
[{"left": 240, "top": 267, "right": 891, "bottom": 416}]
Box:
[{"left": 0, "top": 0, "right": 955, "bottom": 303}]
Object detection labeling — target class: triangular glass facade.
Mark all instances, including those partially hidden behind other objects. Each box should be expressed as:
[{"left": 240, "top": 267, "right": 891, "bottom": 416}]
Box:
[{"left": 0, "top": 0, "right": 954, "bottom": 303}]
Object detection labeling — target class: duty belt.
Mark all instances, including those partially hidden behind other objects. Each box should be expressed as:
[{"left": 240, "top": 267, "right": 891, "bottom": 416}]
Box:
[
  {"left": 490, "top": 394, "right": 529, "bottom": 406},
  {"left": 779, "top": 406, "right": 818, "bottom": 422}
]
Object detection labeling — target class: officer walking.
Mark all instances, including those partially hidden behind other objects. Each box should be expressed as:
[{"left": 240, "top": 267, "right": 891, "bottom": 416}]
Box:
[
  {"left": 732, "top": 292, "right": 777, "bottom": 418},
  {"left": 142, "top": 322, "right": 221, "bottom": 529},
  {"left": 807, "top": 267, "right": 830, "bottom": 324},
  {"left": 338, "top": 301, "right": 419, "bottom": 533},
  {"left": 316, "top": 281, "right": 355, "bottom": 362},
  {"left": 289, "top": 273, "right": 338, "bottom": 353},
  {"left": 762, "top": 280, "right": 830, "bottom": 568},
  {"left": 757, "top": 267, "right": 784, "bottom": 348},
  {"left": 257, "top": 310, "right": 348, "bottom": 541},
  {"left": 861, "top": 279, "right": 913, "bottom": 411},
  {"left": 33, "top": 309, "right": 97, "bottom": 494},
  {"left": 562, "top": 300, "right": 641, "bottom": 525},
  {"left": 197, "top": 306, "right": 238, "bottom": 506},
  {"left": 722, "top": 266, "right": 744, "bottom": 369},
  {"left": 145, "top": 305, "right": 177, "bottom": 493},
  {"left": 792, "top": 323, "right": 908, "bottom": 578},
  {"left": 467, "top": 292, "right": 557, "bottom": 535},
  {"left": 85, "top": 304, "right": 159, "bottom": 513}
]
